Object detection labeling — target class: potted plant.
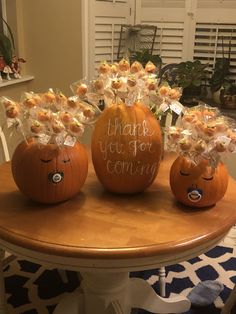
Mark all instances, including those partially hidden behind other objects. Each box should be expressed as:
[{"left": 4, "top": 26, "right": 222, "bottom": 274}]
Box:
[
  {"left": 209, "top": 57, "right": 231, "bottom": 105},
  {"left": 129, "top": 49, "right": 162, "bottom": 72},
  {"left": 0, "top": 17, "right": 26, "bottom": 81},
  {"left": 209, "top": 58, "right": 230, "bottom": 93},
  {"left": 0, "top": 17, "right": 15, "bottom": 64},
  {"left": 209, "top": 37, "right": 236, "bottom": 108},
  {"left": 160, "top": 60, "right": 208, "bottom": 106},
  {"left": 220, "top": 84, "right": 236, "bottom": 109}
]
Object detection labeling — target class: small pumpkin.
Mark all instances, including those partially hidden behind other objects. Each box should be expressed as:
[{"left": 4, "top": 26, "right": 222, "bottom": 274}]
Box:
[
  {"left": 91, "top": 102, "right": 162, "bottom": 194},
  {"left": 11, "top": 138, "right": 88, "bottom": 204},
  {"left": 170, "top": 156, "right": 228, "bottom": 207}
]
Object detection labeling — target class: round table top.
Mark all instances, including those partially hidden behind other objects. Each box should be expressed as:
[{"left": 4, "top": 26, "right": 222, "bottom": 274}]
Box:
[{"left": 0, "top": 152, "right": 236, "bottom": 260}]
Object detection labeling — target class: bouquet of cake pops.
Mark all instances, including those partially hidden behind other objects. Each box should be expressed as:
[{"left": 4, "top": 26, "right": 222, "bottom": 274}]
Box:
[
  {"left": 0, "top": 88, "right": 100, "bottom": 146},
  {"left": 70, "top": 58, "right": 184, "bottom": 118},
  {"left": 165, "top": 103, "right": 236, "bottom": 168}
]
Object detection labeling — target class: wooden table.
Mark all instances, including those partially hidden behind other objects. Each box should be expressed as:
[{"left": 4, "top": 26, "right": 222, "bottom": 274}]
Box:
[{"left": 0, "top": 153, "right": 235, "bottom": 314}]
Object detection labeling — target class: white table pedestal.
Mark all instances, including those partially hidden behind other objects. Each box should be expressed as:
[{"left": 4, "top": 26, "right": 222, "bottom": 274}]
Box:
[{"left": 54, "top": 271, "right": 191, "bottom": 314}]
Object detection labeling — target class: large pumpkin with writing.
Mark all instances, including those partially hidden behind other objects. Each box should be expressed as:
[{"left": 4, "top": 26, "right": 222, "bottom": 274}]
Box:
[
  {"left": 170, "top": 156, "right": 228, "bottom": 207},
  {"left": 91, "top": 102, "right": 162, "bottom": 193},
  {"left": 11, "top": 138, "right": 88, "bottom": 204}
]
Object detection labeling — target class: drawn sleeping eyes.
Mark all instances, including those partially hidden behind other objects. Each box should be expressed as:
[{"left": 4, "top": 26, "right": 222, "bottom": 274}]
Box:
[
  {"left": 180, "top": 170, "right": 189, "bottom": 176},
  {"left": 180, "top": 170, "right": 214, "bottom": 181},
  {"left": 40, "top": 158, "right": 71, "bottom": 163},
  {"left": 62, "top": 158, "right": 71, "bottom": 163},
  {"left": 202, "top": 176, "right": 214, "bottom": 181},
  {"left": 40, "top": 159, "right": 52, "bottom": 163}
]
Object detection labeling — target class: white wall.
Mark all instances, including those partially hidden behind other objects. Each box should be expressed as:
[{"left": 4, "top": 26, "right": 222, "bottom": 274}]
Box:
[{"left": 0, "top": 0, "right": 93, "bottom": 164}]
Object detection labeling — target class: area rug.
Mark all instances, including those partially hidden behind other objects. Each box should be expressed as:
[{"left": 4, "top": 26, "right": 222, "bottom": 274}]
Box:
[{"left": 3, "top": 243, "right": 236, "bottom": 314}]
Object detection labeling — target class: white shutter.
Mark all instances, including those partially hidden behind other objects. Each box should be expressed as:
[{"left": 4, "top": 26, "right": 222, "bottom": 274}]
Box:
[
  {"left": 96, "top": 0, "right": 127, "bottom": 2},
  {"left": 194, "top": 0, "right": 236, "bottom": 80},
  {"left": 136, "top": 0, "right": 187, "bottom": 64},
  {"left": 86, "top": 0, "right": 134, "bottom": 79},
  {"left": 197, "top": 0, "right": 236, "bottom": 10},
  {"left": 194, "top": 24, "right": 236, "bottom": 79},
  {"left": 140, "top": 0, "right": 185, "bottom": 8},
  {"left": 136, "top": 0, "right": 236, "bottom": 78}
]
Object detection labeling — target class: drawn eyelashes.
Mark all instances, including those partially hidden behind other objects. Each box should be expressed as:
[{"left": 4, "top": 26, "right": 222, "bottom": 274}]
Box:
[
  {"left": 180, "top": 170, "right": 214, "bottom": 180},
  {"left": 40, "top": 158, "right": 71, "bottom": 163},
  {"left": 202, "top": 176, "right": 213, "bottom": 181},
  {"left": 180, "top": 170, "right": 189, "bottom": 176},
  {"left": 40, "top": 159, "right": 52, "bottom": 163},
  {"left": 62, "top": 158, "right": 71, "bottom": 163}
]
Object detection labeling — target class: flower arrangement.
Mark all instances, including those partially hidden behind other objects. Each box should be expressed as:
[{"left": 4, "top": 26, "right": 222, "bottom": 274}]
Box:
[
  {"left": 0, "top": 58, "right": 185, "bottom": 148},
  {"left": 0, "top": 89, "right": 99, "bottom": 147},
  {"left": 165, "top": 103, "right": 236, "bottom": 168},
  {"left": 70, "top": 58, "right": 184, "bottom": 118}
]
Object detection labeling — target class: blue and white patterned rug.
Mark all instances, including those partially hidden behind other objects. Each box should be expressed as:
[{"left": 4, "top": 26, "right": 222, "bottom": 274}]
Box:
[{"left": 3, "top": 244, "right": 236, "bottom": 314}]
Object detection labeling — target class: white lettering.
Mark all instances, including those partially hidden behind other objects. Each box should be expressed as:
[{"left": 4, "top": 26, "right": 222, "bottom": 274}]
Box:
[
  {"left": 129, "top": 140, "right": 154, "bottom": 156},
  {"left": 107, "top": 118, "right": 154, "bottom": 137},
  {"left": 99, "top": 141, "right": 125, "bottom": 160},
  {"left": 99, "top": 117, "right": 159, "bottom": 182},
  {"left": 106, "top": 159, "right": 158, "bottom": 182}
]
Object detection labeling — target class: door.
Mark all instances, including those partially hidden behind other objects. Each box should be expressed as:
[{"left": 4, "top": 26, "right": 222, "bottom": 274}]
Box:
[{"left": 83, "top": 0, "right": 135, "bottom": 79}]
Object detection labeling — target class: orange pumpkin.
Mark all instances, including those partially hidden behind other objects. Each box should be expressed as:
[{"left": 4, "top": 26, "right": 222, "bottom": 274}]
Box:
[
  {"left": 91, "top": 102, "right": 162, "bottom": 193},
  {"left": 170, "top": 156, "right": 228, "bottom": 207},
  {"left": 11, "top": 139, "right": 88, "bottom": 204}
]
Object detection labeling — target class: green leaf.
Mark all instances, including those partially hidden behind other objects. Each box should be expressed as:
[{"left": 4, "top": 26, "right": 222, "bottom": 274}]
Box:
[
  {"left": 0, "top": 17, "right": 15, "bottom": 50},
  {"left": 0, "top": 33, "right": 13, "bottom": 65}
]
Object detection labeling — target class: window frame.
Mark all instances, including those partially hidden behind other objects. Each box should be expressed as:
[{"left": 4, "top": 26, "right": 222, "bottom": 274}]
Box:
[{"left": 0, "top": 0, "right": 7, "bottom": 34}]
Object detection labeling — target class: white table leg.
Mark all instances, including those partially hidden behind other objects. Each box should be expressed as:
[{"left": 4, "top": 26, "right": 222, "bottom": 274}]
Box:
[
  {"left": 221, "top": 284, "right": 236, "bottom": 314},
  {"left": 54, "top": 271, "right": 191, "bottom": 314},
  {"left": 0, "top": 249, "right": 7, "bottom": 314},
  {"left": 158, "top": 267, "right": 166, "bottom": 297}
]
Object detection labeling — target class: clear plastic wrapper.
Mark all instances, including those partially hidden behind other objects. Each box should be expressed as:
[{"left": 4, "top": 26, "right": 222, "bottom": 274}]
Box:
[
  {"left": 70, "top": 59, "right": 182, "bottom": 117},
  {"left": 165, "top": 103, "right": 236, "bottom": 168},
  {"left": 70, "top": 79, "right": 90, "bottom": 99},
  {"left": 1, "top": 87, "right": 99, "bottom": 147},
  {"left": 0, "top": 96, "right": 23, "bottom": 132},
  {"left": 97, "top": 61, "right": 111, "bottom": 75},
  {"left": 21, "top": 92, "right": 43, "bottom": 109},
  {"left": 130, "top": 61, "right": 143, "bottom": 74},
  {"left": 145, "top": 61, "right": 157, "bottom": 74},
  {"left": 118, "top": 58, "right": 130, "bottom": 72}
]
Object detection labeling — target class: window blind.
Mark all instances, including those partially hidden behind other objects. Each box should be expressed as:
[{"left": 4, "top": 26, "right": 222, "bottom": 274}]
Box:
[
  {"left": 138, "top": 0, "right": 185, "bottom": 64},
  {"left": 94, "top": 17, "right": 127, "bottom": 65},
  {"left": 194, "top": 23, "right": 236, "bottom": 80},
  {"left": 87, "top": 0, "right": 132, "bottom": 78}
]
